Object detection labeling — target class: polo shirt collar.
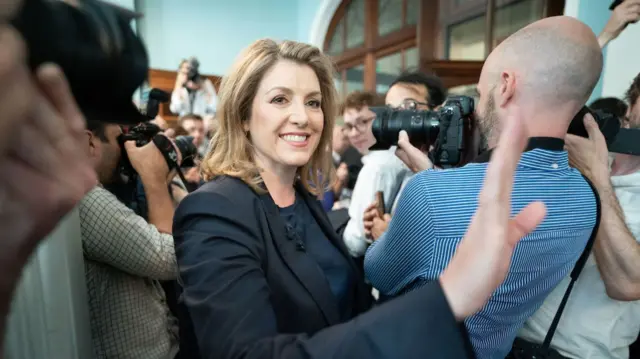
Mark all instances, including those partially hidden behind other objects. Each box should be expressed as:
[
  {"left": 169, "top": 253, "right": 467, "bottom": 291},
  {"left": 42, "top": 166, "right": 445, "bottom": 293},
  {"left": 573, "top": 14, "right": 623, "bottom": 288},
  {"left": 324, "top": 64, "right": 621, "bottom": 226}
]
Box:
[{"left": 473, "top": 137, "right": 568, "bottom": 170}]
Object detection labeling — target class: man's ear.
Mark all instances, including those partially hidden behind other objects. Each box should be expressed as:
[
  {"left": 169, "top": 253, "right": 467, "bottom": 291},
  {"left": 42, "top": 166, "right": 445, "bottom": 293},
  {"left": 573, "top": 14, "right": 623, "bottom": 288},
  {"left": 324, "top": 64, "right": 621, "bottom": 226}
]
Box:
[
  {"left": 86, "top": 130, "right": 97, "bottom": 157},
  {"left": 497, "top": 71, "right": 516, "bottom": 108}
]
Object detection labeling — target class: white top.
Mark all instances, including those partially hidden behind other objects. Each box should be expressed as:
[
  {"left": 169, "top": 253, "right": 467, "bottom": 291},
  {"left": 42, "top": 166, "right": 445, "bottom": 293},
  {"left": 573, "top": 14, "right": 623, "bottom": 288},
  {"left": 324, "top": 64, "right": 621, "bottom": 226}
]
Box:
[
  {"left": 342, "top": 148, "right": 411, "bottom": 257},
  {"left": 518, "top": 170, "right": 640, "bottom": 359},
  {"left": 170, "top": 78, "right": 217, "bottom": 117}
]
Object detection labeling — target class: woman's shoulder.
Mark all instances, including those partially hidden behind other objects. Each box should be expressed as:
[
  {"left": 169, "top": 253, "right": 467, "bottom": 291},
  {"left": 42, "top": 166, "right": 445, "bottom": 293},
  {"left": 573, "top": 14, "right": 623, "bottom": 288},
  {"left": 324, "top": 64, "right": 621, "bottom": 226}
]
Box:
[
  {"left": 183, "top": 175, "right": 258, "bottom": 208},
  {"left": 197, "top": 175, "right": 254, "bottom": 196},
  {"left": 173, "top": 176, "right": 268, "bottom": 252}
]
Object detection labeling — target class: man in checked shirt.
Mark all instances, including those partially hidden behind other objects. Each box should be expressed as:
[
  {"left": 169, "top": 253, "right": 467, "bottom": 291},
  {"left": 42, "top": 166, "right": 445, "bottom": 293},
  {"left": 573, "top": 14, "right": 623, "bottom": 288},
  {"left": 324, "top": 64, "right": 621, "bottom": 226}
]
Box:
[{"left": 79, "top": 118, "right": 180, "bottom": 359}]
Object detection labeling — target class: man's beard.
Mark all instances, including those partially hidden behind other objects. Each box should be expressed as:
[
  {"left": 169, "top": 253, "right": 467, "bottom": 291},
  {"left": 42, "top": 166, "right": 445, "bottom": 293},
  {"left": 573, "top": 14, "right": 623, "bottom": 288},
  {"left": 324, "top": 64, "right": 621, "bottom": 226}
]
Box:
[{"left": 476, "top": 93, "right": 499, "bottom": 149}]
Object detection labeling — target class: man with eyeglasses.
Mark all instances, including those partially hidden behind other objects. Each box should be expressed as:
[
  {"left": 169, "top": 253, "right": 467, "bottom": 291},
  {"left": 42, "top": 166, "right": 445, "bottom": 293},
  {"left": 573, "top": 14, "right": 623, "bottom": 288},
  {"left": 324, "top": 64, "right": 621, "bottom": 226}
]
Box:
[
  {"left": 361, "top": 72, "right": 448, "bottom": 241},
  {"left": 341, "top": 72, "right": 448, "bottom": 257}
]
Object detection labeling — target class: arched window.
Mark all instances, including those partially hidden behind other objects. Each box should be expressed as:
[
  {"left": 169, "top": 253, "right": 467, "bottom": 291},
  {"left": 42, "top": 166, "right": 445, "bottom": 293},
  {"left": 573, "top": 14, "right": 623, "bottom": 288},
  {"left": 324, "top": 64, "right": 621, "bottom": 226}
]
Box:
[{"left": 325, "top": 0, "right": 565, "bottom": 98}]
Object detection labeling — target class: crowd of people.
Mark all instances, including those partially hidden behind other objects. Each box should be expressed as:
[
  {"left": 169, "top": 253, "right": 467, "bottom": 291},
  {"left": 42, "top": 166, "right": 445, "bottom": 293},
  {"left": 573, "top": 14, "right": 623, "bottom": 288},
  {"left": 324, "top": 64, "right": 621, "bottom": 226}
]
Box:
[{"left": 1, "top": 1, "right": 640, "bottom": 359}]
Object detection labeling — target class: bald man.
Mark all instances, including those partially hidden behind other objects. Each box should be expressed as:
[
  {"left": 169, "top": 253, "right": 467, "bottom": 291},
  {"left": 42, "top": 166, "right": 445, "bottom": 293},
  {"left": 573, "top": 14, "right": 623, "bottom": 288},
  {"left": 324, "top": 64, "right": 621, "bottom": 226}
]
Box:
[{"left": 364, "top": 16, "right": 603, "bottom": 359}]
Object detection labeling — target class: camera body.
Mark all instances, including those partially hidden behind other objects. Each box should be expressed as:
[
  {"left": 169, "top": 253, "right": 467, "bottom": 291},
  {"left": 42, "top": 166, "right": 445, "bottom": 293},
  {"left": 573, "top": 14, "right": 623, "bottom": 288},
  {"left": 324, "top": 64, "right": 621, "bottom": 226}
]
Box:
[
  {"left": 569, "top": 106, "right": 619, "bottom": 145},
  {"left": 13, "top": 0, "right": 150, "bottom": 125},
  {"left": 110, "top": 122, "right": 197, "bottom": 218},
  {"left": 369, "top": 96, "right": 475, "bottom": 167},
  {"left": 186, "top": 57, "right": 201, "bottom": 83},
  {"left": 117, "top": 122, "right": 198, "bottom": 184}
]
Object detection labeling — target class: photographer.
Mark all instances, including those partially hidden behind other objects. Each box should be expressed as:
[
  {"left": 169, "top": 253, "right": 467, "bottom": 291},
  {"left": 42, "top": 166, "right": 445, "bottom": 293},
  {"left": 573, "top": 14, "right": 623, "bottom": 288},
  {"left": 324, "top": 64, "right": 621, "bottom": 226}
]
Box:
[
  {"left": 79, "top": 119, "right": 180, "bottom": 359},
  {"left": 515, "top": 9, "right": 640, "bottom": 358},
  {"left": 364, "top": 16, "right": 603, "bottom": 359},
  {"left": 170, "top": 57, "right": 217, "bottom": 117},
  {"left": 517, "top": 72, "right": 640, "bottom": 359}
]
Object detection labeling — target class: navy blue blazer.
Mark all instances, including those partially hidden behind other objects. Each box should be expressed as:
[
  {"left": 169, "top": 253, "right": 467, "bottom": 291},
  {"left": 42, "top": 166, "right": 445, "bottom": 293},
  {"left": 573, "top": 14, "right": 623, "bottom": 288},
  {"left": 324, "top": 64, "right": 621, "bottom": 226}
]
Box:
[{"left": 172, "top": 175, "right": 475, "bottom": 359}]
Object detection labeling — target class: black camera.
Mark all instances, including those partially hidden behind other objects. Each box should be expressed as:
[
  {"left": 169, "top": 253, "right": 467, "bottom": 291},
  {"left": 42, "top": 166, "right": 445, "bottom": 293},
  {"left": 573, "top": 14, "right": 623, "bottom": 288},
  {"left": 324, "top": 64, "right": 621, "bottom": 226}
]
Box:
[
  {"left": 569, "top": 106, "right": 619, "bottom": 145},
  {"left": 186, "top": 57, "right": 201, "bottom": 83},
  {"left": 117, "top": 122, "right": 198, "bottom": 184},
  {"left": 369, "top": 96, "right": 475, "bottom": 167},
  {"left": 109, "top": 122, "right": 197, "bottom": 218},
  {"left": 568, "top": 105, "right": 640, "bottom": 155},
  {"left": 142, "top": 88, "right": 171, "bottom": 120},
  {"left": 12, "top": 0, "right": 149, "bottom": 125}
]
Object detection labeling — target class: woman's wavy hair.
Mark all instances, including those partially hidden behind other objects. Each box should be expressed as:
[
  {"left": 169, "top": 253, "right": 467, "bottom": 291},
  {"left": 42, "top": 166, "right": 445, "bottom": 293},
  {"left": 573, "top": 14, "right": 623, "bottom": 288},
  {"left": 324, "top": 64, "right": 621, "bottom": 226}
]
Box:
[{"left": 200, "top": 39, "right": 337, "bottom": 194}]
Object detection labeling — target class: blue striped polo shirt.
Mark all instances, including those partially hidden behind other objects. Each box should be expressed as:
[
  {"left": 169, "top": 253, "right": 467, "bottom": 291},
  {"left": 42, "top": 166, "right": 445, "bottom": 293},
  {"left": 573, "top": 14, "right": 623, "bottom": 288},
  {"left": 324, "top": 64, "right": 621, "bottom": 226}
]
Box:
[{"left": 363, "top": 144, "right": 597, "bottom": 359}]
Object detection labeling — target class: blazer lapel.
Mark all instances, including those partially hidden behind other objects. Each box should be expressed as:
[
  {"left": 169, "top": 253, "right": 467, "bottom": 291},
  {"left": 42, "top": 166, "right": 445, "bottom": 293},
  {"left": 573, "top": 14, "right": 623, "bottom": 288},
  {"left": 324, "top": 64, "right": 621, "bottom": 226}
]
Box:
[{"left": 258, "top": 193, "right": 341, "bottom": 325}]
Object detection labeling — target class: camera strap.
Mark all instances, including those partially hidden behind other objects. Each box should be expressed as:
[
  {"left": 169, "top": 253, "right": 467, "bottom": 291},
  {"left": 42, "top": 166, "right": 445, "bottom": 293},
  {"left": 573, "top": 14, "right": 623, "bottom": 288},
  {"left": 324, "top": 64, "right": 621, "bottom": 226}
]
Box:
[
  {"left": 152, "top": 134, "right": 194, "bottom": 194},
  {"left": 540, "top": 174, "right": 601, "bottom": 349}
]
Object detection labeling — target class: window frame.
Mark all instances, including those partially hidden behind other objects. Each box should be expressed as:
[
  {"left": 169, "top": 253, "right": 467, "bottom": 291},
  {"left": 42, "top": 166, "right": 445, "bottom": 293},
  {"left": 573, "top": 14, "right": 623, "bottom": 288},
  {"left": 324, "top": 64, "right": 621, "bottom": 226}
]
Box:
[{"left": 324, "top": 0, "right": 565, "bottom": 93}]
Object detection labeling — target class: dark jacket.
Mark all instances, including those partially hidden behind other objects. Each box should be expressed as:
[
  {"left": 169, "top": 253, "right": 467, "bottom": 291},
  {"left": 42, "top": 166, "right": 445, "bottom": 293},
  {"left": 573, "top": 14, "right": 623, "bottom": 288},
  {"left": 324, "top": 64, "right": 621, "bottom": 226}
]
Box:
[{"left": 173, "top": 175, "right": 475, "bottom": 359}]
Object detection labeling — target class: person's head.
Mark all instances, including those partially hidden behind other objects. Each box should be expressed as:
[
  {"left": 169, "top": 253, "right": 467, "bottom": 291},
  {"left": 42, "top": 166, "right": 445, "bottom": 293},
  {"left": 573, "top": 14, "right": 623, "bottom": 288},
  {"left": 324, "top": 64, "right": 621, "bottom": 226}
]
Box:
[
  {"left": 332, "top": 123, "right": 349, "bottom": 155},
  {"left": 200, "top": 39, "right": 337, "bottom": 194},
  {"left": 340, "top": 91, "right": 385, "bottom": 155},
  {"left": 178, "top": 59, "right": 189, "bottom": 75},
  {"left": 179, "top": 57, "right": 201, "bottom": 90},
  {"left": 84, "top": 119, "right": 123, "bottom": 184},
  {"left": 180, "top": 114, "right": 205, "bottom": 147},
  {"left": 624, "top": 72, "right": 640, "bottom": 129},
  {"left": 476, "top": 16, "right": 603, "bottom": 148},
  {"left": 589, "top": 97, "right": 628, "bottom": 122},
  {"left": 386, "top": 72, "right": 447, "bottom": 110}
]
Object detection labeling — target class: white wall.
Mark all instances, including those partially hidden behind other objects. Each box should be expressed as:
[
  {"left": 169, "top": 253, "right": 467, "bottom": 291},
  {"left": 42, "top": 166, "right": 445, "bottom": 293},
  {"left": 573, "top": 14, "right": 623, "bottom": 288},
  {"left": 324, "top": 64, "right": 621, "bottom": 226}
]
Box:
[
  {"left": 601, "top": 23, "right": 640, "bottom": 99},
  {"left": 4, "top": 210, "right": 92, "bottom": 359},
  {"left": 566, "top": 0, "right": 640, "bottom": 102},
  {"left": 137, "top": 0, "right": 319, "bottom": 76},
  {"left": 104, "top": 0, "right": 135, "bottom": 10}
]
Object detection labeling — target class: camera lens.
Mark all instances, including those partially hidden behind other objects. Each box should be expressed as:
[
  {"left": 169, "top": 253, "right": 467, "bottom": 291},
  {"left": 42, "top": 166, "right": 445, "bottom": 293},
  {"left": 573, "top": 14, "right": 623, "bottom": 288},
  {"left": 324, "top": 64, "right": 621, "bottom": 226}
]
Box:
[{"left": 369, "top": 107, "right": 440, "bottom": 150}]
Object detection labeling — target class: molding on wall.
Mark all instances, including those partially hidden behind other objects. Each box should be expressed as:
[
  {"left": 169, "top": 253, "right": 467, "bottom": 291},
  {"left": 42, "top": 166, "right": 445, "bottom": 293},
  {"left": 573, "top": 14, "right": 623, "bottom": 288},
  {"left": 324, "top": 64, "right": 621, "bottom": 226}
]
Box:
[{"left": 309, "top": 0, "right": 342, "bottom": 47}]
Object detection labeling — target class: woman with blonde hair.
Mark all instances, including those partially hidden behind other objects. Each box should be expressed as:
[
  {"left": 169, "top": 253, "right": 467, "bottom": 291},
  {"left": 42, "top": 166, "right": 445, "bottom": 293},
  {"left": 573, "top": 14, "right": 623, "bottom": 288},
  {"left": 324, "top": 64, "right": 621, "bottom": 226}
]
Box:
[{"left": 172, "top": 38, "right": 544, "bottom": 359}]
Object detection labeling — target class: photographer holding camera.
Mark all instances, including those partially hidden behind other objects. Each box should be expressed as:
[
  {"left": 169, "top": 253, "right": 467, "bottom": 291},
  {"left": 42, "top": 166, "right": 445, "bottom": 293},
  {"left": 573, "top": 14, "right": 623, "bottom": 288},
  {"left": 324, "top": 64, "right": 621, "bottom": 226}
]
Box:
[
  {"left": 79, "top": 119, "right": 181, "bottom": 359},
  {"left": 511, "top": 7, "right": 640, "bottom": 357},
  {"left": 364, "top": 17, "right": 603, "bottom": 359},
  {"left": 170, "top": 57, "right": 218, "bottom": 118}
]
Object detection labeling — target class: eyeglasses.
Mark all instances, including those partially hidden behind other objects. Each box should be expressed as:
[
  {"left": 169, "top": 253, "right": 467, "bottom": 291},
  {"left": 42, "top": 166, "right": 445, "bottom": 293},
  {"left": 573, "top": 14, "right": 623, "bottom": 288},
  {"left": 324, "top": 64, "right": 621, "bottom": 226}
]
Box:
[
  {"left": 396, "top": 99, "right": 430, "bottom": 110},
  {"left": 342, "top": 117, "right": 373, "bottom": 133}
]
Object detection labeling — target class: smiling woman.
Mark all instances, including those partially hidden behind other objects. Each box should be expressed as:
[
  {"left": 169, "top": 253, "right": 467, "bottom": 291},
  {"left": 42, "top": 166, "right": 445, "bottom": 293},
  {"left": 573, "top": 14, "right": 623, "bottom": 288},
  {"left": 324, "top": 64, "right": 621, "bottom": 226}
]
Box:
[
  {"left": 172, "top": 38, "right": 481, "bottom": 359},
  {"left": 200, "top": 39, "right": 337, "bottom": 198}
]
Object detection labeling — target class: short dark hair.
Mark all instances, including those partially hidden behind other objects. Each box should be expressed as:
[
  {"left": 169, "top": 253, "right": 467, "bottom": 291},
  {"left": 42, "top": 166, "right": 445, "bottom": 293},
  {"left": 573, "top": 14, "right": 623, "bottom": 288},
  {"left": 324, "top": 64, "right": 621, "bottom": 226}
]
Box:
[
  {"left": 339, "top": 91, "right": 385, "bottom": 115},
  {"left": 625, "top": 72, "right": 640, "bottom": 108},
  {"left": 179, "top": 113, "right": 203, "bottom": 126},
  {"left": 86, "top": 118, "right": 108, "bottom": 142},
  {"left": 589, "top": 97, "right": 628, "bottom": 119},
  {"left": 390, "top": 71, "right": 447, "bottom": 108}
]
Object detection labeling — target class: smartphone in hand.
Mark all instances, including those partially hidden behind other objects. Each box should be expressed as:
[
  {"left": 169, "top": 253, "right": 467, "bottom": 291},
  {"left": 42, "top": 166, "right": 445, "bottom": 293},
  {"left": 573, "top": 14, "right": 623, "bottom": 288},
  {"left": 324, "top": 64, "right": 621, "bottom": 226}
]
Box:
[{"left": 375, "top": 191, "right": 386, "bottom": 217}]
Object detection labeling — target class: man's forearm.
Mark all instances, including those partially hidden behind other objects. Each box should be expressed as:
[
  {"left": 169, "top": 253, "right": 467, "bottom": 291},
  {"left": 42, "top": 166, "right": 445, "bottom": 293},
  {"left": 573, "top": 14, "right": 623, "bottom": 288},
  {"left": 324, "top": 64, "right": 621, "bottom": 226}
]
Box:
[
  {"left": 598, "top": 32, "right": 613, "bottom": 49},
  {"left": 140, "top": 176, "right": 175, "bottom": 234},
  {"left": 592, "top": 175, "right": 640, "bottom": 300}
]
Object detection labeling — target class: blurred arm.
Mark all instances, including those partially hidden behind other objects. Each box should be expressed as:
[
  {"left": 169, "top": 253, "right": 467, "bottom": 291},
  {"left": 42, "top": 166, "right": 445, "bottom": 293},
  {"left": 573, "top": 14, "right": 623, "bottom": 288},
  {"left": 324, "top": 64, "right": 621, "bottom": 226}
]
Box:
[
  {"left": 170, "top": 87, "right": 189, "bottom": 114},
  {"left": 591, "top": 174, "right": 640, "bottom": 300}
]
